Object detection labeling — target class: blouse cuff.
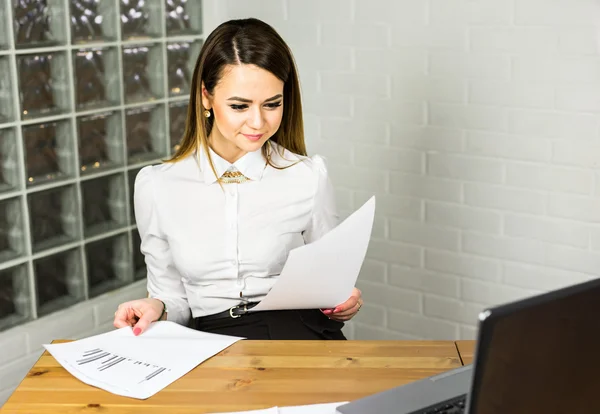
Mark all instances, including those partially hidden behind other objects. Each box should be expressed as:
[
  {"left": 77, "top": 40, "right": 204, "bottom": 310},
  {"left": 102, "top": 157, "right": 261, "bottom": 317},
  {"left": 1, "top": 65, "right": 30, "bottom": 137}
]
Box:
[{"left": 154, "top": 296, "right": 191, "bottom": 326}]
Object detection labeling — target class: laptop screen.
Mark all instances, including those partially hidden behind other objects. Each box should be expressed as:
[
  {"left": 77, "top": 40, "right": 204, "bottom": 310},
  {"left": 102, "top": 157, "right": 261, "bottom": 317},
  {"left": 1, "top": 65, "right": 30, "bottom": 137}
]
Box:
[{"left": 468, "top": 278, "right": 600, "bottom": 414}]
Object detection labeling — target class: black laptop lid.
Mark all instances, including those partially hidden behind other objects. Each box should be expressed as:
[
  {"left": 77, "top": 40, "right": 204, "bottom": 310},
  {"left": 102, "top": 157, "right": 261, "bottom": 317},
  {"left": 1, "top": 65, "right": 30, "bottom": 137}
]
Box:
[{"left": 468, "top": 277, "right": 600, "bottom": 414}]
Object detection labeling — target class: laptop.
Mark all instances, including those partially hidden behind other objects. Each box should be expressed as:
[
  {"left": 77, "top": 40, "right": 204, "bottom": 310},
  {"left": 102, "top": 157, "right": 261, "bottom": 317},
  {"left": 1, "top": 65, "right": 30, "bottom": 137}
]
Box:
[{"left": 337, "top": 277, "right": 600, "bottom": 414}]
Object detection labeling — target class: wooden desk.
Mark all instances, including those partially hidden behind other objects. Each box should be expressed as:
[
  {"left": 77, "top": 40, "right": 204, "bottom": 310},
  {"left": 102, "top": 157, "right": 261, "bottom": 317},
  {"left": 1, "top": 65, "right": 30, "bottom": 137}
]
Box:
[
  {"left": 455, "top": 340, "right": 476, "bottom": 365},
  {"left": 2, "top": 340, "right": 462, "bottom": 414}
]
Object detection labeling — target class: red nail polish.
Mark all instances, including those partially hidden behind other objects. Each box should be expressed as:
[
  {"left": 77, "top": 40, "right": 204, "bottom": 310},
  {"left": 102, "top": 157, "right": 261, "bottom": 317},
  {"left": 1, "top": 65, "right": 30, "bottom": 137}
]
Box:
[{"left": 133, "top": 327, "right": 141, "bottom": 336}]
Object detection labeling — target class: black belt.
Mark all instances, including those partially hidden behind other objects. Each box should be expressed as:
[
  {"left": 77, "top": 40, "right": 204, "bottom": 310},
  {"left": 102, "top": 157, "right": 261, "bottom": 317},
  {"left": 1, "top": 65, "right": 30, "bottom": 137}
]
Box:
[{"left": 196, "top": 302, "right": 259, "bottom": 323}]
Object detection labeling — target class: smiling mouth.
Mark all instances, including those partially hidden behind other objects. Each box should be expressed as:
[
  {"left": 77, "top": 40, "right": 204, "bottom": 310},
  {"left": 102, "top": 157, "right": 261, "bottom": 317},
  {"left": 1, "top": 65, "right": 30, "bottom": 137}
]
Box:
[{"left": 242, "top": 133, "right": 264, "bottom": 141}]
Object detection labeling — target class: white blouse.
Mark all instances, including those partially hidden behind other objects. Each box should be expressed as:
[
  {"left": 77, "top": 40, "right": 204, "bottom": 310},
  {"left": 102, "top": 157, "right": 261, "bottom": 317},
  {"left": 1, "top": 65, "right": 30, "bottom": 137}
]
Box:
[{"left": 134, "top": 142, "right": 339, "bottom": 325}]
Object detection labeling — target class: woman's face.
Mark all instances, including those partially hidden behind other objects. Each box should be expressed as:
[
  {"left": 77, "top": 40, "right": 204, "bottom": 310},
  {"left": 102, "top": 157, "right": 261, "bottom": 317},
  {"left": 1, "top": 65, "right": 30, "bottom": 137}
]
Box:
[{"left": 202, "top": 64, "right": 284, "bottom": 163}]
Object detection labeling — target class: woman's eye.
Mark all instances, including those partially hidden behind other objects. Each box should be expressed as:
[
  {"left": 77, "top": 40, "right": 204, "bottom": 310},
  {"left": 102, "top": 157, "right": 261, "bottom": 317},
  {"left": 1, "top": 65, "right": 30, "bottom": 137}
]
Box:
[
  {"left": 265, "top": 101, "right": 282, "bottom": 109},
  {"left": 229, "top": 102, "right": 282, "bottom": 111}
]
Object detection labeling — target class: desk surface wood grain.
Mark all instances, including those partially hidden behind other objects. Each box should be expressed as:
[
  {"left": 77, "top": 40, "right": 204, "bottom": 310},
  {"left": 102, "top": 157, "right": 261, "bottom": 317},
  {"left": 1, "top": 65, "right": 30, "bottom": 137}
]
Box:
[
  {"left": 455, "top": 340, "right": 476, "bottom": 365},
  {"left": 2, "top": 340, "right": 462, "bottom": 414}
]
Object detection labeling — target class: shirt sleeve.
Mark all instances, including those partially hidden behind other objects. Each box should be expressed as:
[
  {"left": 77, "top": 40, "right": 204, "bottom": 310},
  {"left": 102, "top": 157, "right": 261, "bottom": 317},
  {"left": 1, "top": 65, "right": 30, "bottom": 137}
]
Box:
[
  {"left": 134, "top": 166, "right": 191, "bottom": 326},
  {"left": 302, "top": 155, "right": 340, "bottom": 243}
]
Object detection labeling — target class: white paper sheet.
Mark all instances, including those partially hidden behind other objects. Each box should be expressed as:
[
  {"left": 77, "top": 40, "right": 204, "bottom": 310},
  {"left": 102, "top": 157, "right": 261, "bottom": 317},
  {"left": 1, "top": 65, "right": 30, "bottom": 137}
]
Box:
[
  {"left": 212, "top": 401, "right": 348, "bottom": 414},
  {"left": 214, "top": 408, "right": 279, "bottom": 414},
  {"left": 250, "top": 196, "right": 375, "bottom": 312},
  {"left": 43, "top": 321, "right": 243, "bottom": 399},
  {"left": 279, "top": 401, "right": 349, "bottom": 413}
]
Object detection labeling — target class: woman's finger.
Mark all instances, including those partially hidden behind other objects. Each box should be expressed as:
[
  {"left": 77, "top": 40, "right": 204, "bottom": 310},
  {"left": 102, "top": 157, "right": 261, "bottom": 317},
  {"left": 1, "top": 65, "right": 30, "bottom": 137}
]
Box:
[
  {"left": 332, "top": 287, "right": 362, "bottom": 313},
  {"left": 114, "top": 306, "right": 130, "bottom": 321},
  {"left": 332, "top": 300, "right": 362, "bottom": 317},
  {"left": 114, "top": 306, "right": 137, "bottom": 328},
  {"left": 113, "top": 319, "right": 131, "bottom": 328},
  {"left": 132, "top": 313, "right": 156, "bottom": 336},
  {"left": 329, "top": 300, "right": 363, "bottom": 321},
  {"left": 332, "top": 297, "right": 358, "bottom": 314}
]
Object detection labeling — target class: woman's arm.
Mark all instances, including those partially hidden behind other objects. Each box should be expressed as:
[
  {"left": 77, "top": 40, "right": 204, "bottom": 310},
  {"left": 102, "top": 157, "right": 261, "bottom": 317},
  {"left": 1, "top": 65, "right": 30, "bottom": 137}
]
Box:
[
  {"left": 134, "top": 166, "right": 191, "bottom": 326},
  {"left": 302, "top": 155, "right": 339, "bottom": 244}
]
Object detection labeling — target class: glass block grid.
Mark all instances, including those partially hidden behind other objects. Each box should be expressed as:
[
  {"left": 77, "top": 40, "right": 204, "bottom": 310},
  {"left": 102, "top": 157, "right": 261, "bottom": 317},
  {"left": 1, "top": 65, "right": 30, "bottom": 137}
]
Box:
[{"left": 0, "top": 0, "right": 202, "bottom": 332}]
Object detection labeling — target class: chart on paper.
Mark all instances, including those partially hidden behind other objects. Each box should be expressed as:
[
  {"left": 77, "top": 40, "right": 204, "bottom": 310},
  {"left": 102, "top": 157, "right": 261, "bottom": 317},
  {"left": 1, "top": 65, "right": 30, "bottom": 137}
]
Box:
[
  {"left": 56, "top": 342, "right": 178, "bottom": 396},
  {"left": 76, "top": 347, "right": 170, "bottom": 384},
  {"left": 44, "top": 321, "right": 244, "bottom": 399}
]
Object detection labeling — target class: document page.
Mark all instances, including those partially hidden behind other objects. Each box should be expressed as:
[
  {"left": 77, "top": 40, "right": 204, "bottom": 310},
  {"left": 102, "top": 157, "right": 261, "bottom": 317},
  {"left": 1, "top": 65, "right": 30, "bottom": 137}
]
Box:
[
  {"left": 212, "top": 401, "right": 348, "bottom": 414},
  {"left": 44, "top": 321, "right": 243, "bottom": 399},
  {"left": 279, "top": 401, "right": 349, "bottom": 413},
  {"left": 251, "top": 196, "right": 375, "bottom": 312},
  {"left": 215, "top": 409, "right": 279, "bottom": 414}
]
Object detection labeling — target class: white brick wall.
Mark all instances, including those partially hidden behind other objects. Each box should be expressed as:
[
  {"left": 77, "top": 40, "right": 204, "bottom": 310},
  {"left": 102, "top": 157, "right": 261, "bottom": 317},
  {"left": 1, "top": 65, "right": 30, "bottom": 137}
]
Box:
[{"left": 210, "top": 0, "right": 600, "bottom": 341}]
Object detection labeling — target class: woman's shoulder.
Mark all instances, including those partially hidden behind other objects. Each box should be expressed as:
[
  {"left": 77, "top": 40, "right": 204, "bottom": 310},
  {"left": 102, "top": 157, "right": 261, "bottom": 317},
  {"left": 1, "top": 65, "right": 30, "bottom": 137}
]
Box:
[
  {"left": 135, "top": 155, "right": 195, "bottom": 185},
  {"left": 269, "top": 142, "right": 330, "bottom": 176}
]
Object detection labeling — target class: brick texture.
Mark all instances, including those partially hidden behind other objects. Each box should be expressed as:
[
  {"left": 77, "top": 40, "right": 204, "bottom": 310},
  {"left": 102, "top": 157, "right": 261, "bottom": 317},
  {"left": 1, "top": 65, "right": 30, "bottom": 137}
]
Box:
[{"left": 208, "top": 0, "right": 600, "bottom": 344}]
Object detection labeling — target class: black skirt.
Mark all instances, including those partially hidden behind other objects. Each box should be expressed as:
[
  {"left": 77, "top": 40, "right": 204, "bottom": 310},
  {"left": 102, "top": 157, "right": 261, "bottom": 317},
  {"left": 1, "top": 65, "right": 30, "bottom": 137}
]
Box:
[{"left": 193, "top": 309, "right": 347, "bottom": 340}]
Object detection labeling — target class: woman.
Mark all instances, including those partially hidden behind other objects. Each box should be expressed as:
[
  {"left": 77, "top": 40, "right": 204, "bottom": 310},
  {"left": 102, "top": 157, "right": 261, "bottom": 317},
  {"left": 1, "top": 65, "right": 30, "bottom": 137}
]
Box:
[{"left": 113, "top": 18, "right": 363, "bottom": 340}]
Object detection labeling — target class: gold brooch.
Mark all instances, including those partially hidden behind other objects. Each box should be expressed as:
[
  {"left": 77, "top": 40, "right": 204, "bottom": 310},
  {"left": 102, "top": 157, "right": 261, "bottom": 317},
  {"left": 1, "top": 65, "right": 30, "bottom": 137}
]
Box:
[{"left": 221, "top": 170, "right": 250, "bottom": 184}]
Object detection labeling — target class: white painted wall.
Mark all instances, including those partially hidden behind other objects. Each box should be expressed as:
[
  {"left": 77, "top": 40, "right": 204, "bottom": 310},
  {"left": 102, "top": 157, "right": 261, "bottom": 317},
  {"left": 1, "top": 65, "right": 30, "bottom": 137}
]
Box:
[
  {"left": 208, "top": 0, "right": 600, "bottom": 340},
  {"left": 3, "top": 0, "right": 600, "bottom": 406}
]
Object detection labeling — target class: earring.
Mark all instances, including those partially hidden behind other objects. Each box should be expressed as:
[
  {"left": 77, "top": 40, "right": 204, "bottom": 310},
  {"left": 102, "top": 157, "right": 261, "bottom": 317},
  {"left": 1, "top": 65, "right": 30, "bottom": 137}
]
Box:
[{"left": 204, "top": 109, "right": 211, "bottom": 118}]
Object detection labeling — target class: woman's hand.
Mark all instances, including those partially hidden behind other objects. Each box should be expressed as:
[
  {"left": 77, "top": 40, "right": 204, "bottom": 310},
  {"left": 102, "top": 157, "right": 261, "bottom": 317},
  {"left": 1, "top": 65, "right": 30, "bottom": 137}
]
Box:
[
  {"left": 113, "top": 298, "right": 165, "bottom": 336},
  {"left": 321, "top": 287, "right": 363, "bottom": 322}
]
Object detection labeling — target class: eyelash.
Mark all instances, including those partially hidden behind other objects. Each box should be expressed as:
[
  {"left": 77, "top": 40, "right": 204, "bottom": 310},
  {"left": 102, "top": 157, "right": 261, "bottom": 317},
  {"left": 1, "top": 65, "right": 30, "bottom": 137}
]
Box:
[{"left": 229, "top": 102, "right": 282, "bottom": 111}]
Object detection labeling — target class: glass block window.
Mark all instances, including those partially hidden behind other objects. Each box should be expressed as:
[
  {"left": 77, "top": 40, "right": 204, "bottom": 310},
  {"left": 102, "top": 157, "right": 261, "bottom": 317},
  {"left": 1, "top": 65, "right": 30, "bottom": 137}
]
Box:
[
  {"left": 166, "top": 40, "right": 202, "bottom": 97},
  {"left": 0, "top": 128, "right": 20, "bottom": 193},
  {"left": 0, "top": 0, "right": 202, "bottom": 332},
  {"left": 77, "top": 111, "right": 124, "bottom": 174},
  {"left": 70, "top": 0, "right": 118, "bottom": 44},
  {"left": 17, "top": 52, "right": 71, "bottom": 119},
  {"left": 0, "top": 57, "right": 13, "bottom": 122},
  {"left": 125, "top": 104, "right": 167, "bottom": 163},
  {"left": 72, "top": 47, "right": 120, "bottom": 110},
  {"left": 168, "top": 100, "right": 187, "bottom": 152},
  {"left": 34, "top": 248, "right": 84, "bottom": 316},
  {"left": 13, "top": 0, "right": 68, "bottom": 49},
  {"left": 85, "top": 233, "right": 130, "bottom": 298},
  {"left": 23, "top": 119, "right": 74, "bottom": 186},
  {"left": 0, "top": 264, "right": 31, "bottom": 331}
]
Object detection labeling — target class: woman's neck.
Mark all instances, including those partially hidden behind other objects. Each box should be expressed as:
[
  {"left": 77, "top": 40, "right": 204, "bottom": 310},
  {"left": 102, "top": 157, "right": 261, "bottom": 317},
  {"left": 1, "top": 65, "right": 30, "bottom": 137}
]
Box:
[{"left": 208, "top": 133, "right": 246, "bottom": 164}]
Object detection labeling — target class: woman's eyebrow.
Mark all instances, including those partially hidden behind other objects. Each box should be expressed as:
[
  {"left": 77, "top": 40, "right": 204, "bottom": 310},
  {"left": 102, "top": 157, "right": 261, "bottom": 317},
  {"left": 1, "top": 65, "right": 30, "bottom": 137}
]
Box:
[{"left": 226, "top": 94, "right": 283, "bottom": 103}]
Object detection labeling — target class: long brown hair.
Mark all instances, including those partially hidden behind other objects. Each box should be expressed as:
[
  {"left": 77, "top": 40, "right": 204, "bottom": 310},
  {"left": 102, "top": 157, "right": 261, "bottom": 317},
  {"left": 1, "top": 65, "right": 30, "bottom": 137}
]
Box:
[{"left": 166, "top": 18, "right": 306, "bottom": 177}]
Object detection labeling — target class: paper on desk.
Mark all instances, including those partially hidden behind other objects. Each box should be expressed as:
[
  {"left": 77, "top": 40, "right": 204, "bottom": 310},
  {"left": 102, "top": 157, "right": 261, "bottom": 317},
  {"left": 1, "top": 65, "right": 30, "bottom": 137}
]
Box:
[
  {"left": 250, "top": 196, "right": 375, "bottom": 312},
  {"left": 213, "top": 401, "right": 348, "bottom": 414},
  {"left": 279, "top": 401, "right": 349, "bottom": 413},
  {"left": 215, "top": 408, "right": 279, "bottom": 414},
  {"left": 43, "top": 321, "right": 243, "bottom": 399}
]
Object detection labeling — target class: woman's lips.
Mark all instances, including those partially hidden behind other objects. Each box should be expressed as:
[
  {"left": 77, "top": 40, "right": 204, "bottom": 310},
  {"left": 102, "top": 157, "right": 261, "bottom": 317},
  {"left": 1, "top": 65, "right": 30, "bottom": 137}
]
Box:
[{"left": 242, "top": 133, "right": 264, "bottom": 141}]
